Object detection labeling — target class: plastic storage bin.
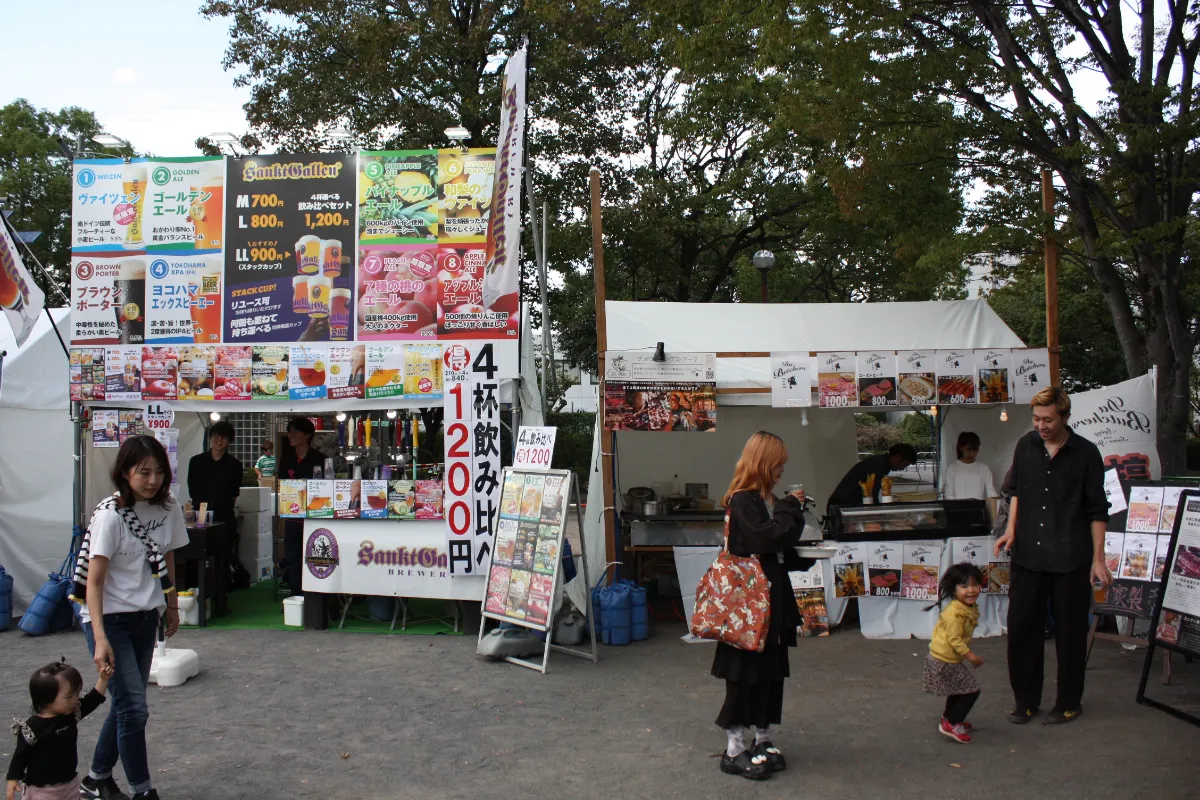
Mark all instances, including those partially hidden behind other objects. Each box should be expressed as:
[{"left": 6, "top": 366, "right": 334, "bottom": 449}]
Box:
[
  {"left": 283, "top": 596, "right": 304, "bottom": 627},
  {"left": 0, "top": 565, "right": 13, "bottom": 631}
]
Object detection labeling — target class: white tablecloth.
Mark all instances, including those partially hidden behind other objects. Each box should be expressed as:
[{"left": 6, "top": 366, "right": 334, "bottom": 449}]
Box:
[{"left": 673, "top": 540, "right": 1009, "bottom": 640}]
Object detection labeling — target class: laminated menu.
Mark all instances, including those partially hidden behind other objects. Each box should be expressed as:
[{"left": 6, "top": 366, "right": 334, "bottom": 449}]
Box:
[
  {"left": 901, "top": 541, "right": 943, "bottom": 601},
  {"left": 952, "top": 537, "right": 991, "bottom": 593},
  {"left": 1160, "top": 487, "right": 1188, "bottom": 533},
  {"left": 1119, "top": 533, "right": 1156, "bottom": 581},
  {"left": 178, "top": 345, "right": 215, "bottom": 400},
  {"left": 519, "top": 474, "right": 545, "bottom": 521},
  {"left": 816, "top": 352, "right": 857, "bottom": 408},
  {"left": 413, "top": 479, "right": 443, "bottom": 519},
  {"left": 278, "top": 479, "right": 307, "bottom": 518},
  {"left": 1155, "top": 535, "right": 1173, "bottom": 582},
  {"left": 289, "top": 345, "right": 328, "bottom": 401},
  {"left": 525, "top": 574, "right": 554, "bottom": 628},
  {"left": 251, "top": 345, "right": 289, "bottom": 400},
  {"left": 512, "top": 522, "right": 538, "bottom": 569},
  {"left": 1127, "top": 486, "right": 1165, "bottom": 532},
  {"left": 140, "top": 346, "right": 179, "bottom": 400},
  {"left": 93, "top": 410, "right": 119, "bottom": 448},
  {"left": 105, "top": 346, "right": 142, "bottom": 402},
  {"left": 832, "top": 542, "right": 868, "bottom": 598},
  {"left": 402, "top": 343, "right": 443, "bottom": 399},
  {"left": 327, "top": 344, "right": 365, "bottom": 400},
  {"left": 214, "top": 345, "right": 252, "bottom": 400},
  {"left": 306, "top": 480, "right": 334, "bottom": 518},
  {"left": 867, "top": 542, "right": 901, "bottom": 597},
  {"left": 365, "top": 344, "right": 404, "bottom": 399},
  {"left": 387, "top": 479, "right": 416, "bottom": 520},
  {"left": 988, "top": 536, "right": 1011, "bottom": 594},
  {"left": 493, "top": 518, "right": 518, "bottom": 565},
  {"left": 975, "top": 349, "right": 1011, "bottom": 403},
  {"left": 1103, "top": 531, "right": 1124, "bottom": 575},
  {"left": 484, "top": 566, "right": 511, "bottom": 615},
  {"left": 540, "top": 475, "right": 567, "bottom": 525},
  {"left": 935, "top": 350, "right": 976, "bottom": 404},
  {"left": 70, "top": 348, "right": 107, "bottom": 402},
  {"left": 333, "top": 479, "right": 360, "bottom": 519},
  {"left": 533, "top": 532, "right": 559, "bottom": 575},
  {"left": 856, "top": 351, "right": 897, "bottom": 408},
  {"left": 896, "top": 350, "right": 936, "bottom": 406},
  {"left": 500, "top": 473, "right": 524, "bottom": 517},
  {"left": 790, "top": 564, "right": 829, "bottom": 637},
  {"left": 360, "top": 479, "right": 389, "bottom": 519}
]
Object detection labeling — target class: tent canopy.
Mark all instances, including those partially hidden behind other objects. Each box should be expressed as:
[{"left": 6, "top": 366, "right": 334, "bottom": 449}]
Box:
[{"left": 0, "top": 307, "right": 70, "bottom": 410}]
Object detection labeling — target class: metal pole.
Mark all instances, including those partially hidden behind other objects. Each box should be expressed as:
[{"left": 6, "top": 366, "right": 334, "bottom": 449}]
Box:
[
  {"left": 589, "top": 168, "right": 616, "bottom": 568},
  {"left": 542, "top": 201, "right": 558, "bottom": 405},
  {"left": 1042, "top": 169, "right": 1061, "bottom": 386},
  {"left": 524, "top": 167, "right": 549, "bottom": 419},
  {"left": 760, "top": 271, "right": 769, "bottom": 303}
]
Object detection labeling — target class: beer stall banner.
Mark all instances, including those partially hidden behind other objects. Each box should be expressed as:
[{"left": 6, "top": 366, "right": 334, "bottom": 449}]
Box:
[
  {"left": 223, "top": 154, "right": 355, "bottom": 344},
  {"left": 482, "top": 45, "right": 526, "bottom": 337},
  {"left": 0, "top": 220, "right": 46, "bottom": 347},
  {"left": 769, "top": 353, "right": 813, "bottom": 408},
  {"left": 1069, "top": 372, "right": 1160, "bottom": 481},
  {"left": 71, "top": 157, "right": 226, "bottom": 345}
]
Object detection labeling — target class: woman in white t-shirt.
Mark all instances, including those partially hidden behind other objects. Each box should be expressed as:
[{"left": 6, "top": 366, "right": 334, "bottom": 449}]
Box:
[
  {"left": 941, "top": 431, "right": 999, "bottom": 501},
  {"left": 75, "top": 435, "right": 189, "bottom": 800}
]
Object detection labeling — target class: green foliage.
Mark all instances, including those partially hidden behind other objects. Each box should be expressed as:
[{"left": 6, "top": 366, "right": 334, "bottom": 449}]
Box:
[
  {"left": 899, "top": 412, "right": 934, "bottom": 455},
  {"left": 855, "top": 413, "right": 901, "bottom": 454},
  {"left": 546, "top": 411, "right": 595, "bottom": 494}
]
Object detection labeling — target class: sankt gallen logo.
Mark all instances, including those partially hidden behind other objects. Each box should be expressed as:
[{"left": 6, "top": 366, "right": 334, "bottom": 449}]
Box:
[
  {"left": 152, "top": 166, "right": 171, "bottom": 186},
  {"left": 364, "top": 160, "right": 385, "bottom": 181},
  {"left": 77, "top": 169, "right": 96, "bottom": 188}
]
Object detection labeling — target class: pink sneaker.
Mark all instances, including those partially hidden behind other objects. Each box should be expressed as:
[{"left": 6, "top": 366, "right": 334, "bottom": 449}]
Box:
[
  {"left": 939, "top": 718, "right": 971, "bottom": 743},
  {"left": 942, "top": 717, "right": 973, "bottom": 731}
]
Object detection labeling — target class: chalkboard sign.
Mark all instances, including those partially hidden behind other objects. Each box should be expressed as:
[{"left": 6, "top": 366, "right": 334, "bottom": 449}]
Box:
[{"left": 1095, "top": 579, "right": 1162, "bottom": 619}]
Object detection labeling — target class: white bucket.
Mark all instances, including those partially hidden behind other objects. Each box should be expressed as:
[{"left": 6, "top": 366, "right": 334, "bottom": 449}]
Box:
[
  {"left": 177, "top": 592, "right": 199, "bottom": 627},
  {"left": 283, "top": 596, "right": 304, "bottom": 627}
]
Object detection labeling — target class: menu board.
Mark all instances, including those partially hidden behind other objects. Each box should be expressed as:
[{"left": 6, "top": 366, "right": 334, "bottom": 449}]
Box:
[
  {"left": 1154, "top": 496, "right": 1200, "bottom": 655},
  {"left": 104, "top": 346, "right": 142, "bottom": 402},
  {"left": 988, "top": 539, "right": 1011, "bottom": 594},
  {"left": 935, "top": 350, "right": 977, "bottom": 404},
  {"left": 93, "top": 409, "right": 120, "bottom": 448},
  {"left": 855, "top": 351, "right": 896, "bottom": 408},
  {"left": 866, "top": 541, "right": 901, "bottom": 597},
  {"left": 483, "top": 469, "right": 573, "bottom": 631},
  {"left": 602, "top": 382, "right": 717, "bottom": 431},
  {"left": 896, "top": 350, "right": 936, "bottom": 406},
  {"left": 831, "top": 542, "right": 867, "bottom": 598},
  {"left": 816, "top": 352, "right": 857, "bottom": 408},
  {"left": 223, "top": 153, "right": 356, "bottom": 343},
  {"left": 975, "top": 348, "right": 1011, "bottom": 404},
  {"left": 1127, "top": 486, "right": 1165, "bottom": 532},
  {"left": 901, "top": 541, "right": 943, "bottom": 601}
]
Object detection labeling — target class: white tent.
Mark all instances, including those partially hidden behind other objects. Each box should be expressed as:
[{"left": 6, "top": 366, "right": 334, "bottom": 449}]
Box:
[
  {"left": 0, "top": 308, "right": 74, "bottom": 615},
  {"left": 566, "top": 299, "right": 1028, "bottom": 631}
]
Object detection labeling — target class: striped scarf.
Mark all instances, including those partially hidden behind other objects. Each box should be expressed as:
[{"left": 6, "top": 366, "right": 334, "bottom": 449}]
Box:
[{"left": 69, "top": 495, "right": 174, "bottom": 605}]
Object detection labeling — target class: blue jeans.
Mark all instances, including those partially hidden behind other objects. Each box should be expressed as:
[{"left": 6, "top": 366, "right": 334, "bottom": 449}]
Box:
[{"left": 83, "top": 610, "right": 158, "bottom": 794}]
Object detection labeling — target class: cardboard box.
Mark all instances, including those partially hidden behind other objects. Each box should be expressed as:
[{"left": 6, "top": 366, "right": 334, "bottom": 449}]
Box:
[
  {"left": 240, "top": 512, "right": 274, "bottom": 537},
  {"left": 238, "top": 531, "right": 274, "bottom": 561},
  {"left": 237, "top": 487, "right": 272, "bottom": 513},
  {"left": 247, "top": 555, "right": 274, "bottom": 583}
]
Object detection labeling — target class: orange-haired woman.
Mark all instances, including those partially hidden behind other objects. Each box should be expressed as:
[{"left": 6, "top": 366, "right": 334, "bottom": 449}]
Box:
[{"left": 712, "top": 431, "right": 813, "bottom": 781}]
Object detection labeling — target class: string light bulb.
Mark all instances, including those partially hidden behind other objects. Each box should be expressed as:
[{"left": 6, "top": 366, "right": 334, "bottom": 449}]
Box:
[
  {"left": 801, "top": 408, "right": 809, "bottom": 427},
  {"left": 930, "top": 405, "right": 938, "bottom": 418},
  {"left": 386, "top": 409, "right": 398, "bottom": 419},
  {"left": 209, "top": 411, "right": 221, "bottom": 422},
  {"left": 336, "top": 411, "right": 347, "bottom": 422},
  {"left": 1000, "top": 406, "right": 1009, "bottom": 422}
]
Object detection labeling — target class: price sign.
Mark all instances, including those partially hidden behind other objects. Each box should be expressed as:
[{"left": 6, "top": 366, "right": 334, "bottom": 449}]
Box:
[
  {"left": 143, "top": 401, "right": 175, "bottom": 430},
  {"left": 514, "top": 426, "right": 557, "bottom": 470}
]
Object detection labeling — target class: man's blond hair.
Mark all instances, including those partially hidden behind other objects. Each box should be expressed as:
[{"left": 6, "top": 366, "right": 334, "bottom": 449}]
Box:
[{"left": 1031, "top": 385, "right": 1071, "bottom": 416}]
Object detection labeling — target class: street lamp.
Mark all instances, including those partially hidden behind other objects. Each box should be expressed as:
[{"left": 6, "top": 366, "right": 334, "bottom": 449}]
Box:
[
  {"left": 92, "top": 133, "right": 129, "bottom": 148},
  {"left": 444, "top": 125, "right": 470, "bottom": 154},
  {"left": 328, "top": 127, "right": 353, "bottom": 150},
  {"left": 753, "top": 249, "right": 775, "bottom": 303},
  {"left": 207, "top": 131, "right": 244, "bottom": 156}
]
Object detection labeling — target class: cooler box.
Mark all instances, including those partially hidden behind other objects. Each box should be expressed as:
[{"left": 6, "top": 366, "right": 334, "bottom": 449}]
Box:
[
  {"left": 238, "top": 531, "right": 274, "bottom": 561},
  {"left": 247, "top": 556, "right": 274, "bottom": 583},
  {"left": 237, "top": 487, "right": 273, "bottom": 513},
  {"left": 239, "top": 512, "right": 274, "bottom": 537}
]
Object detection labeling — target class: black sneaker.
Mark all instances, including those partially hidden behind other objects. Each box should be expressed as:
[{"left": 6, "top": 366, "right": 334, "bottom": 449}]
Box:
[
  {"left": 1007, "top": 706, "right": 1039, "bottom": 725},
  {"left": 753, "top": 740, "right": 787, "bottom": 772},
  {"left": 131, "top": 791, "right": 161, "bottom": 800},
  {"left": 720, "top": 749, "right": 770, "bottom": 780},
  {"left": 1044, "top": 706, "right": 1083, "bottom": 725},
  {"left": 80, "top": 776, "right": 130, "bottom": 800}
]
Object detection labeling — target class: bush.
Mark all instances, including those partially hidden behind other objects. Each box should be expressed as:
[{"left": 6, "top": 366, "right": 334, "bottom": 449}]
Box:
[
  {"left": 899, "top": 412, "right": 935, "bottom": 454},
  {"left": 855, "top": 414, "right": 902, "bottom": 454}
]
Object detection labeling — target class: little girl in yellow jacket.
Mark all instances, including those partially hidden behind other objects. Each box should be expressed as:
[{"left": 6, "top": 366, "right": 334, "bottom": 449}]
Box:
[{"left": 922, "top": 563, "right": 985, "bottom": 743}]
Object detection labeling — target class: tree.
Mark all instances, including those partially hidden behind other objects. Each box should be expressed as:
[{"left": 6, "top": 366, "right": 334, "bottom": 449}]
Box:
[
  {"left": 772, "top": 0, "right": 1200, "bottom": 471},
  {"left": 0, "top": 100, "right": 132, "bottom": 302}
]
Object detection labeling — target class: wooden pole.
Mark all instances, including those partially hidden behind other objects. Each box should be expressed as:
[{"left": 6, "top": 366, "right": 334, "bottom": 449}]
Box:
[
  {"left": 590, "top": 168, "right": 617, "bottom": 572},
  {"left": 1042, "top": 169, "right": 1061, "bottom": 386}
]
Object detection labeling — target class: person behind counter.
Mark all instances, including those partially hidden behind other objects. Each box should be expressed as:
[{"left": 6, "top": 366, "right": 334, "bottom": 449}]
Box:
[
  {"left": 186, "top": 420, "right": 241, "bottom": 617},
  {"left": 710, "top": 431, "right": 811, "bottom": 782},
  {"left": 828, "top": 443, "right": 917, "bottom": 510},
  {"left": 281, "top": 417, "right": 325, "bottom": 596},
  {"left": 941, "top": 432, "right": 998, "bottom": 501},
  {"left": 254, "top": 440, "right": 276, "bottom": 486}
]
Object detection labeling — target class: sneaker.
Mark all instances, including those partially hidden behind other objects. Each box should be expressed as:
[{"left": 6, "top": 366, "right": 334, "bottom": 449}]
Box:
[
  {"left": 941, "top": 716, "right": 973, "bottom": 731},
  {"left": 938, "top": 718, "right": 971, "bottom": 743},
  {"left": 80, "top": 776, "right": 130, "bottom": 800},
  {"left": 719, "top": 749, "right": 770, "bottom": 780},
  {"left": 753, "top": 740, "right": 787, "bottom": 772},
  {"left": 131, "top": 792, "right": 161, "bottom": 800},
  {"left": 1044, "top": 706, "right": 1083, "bottom": 725},
  {"left": 1007, "top": 706, "right": 1039, "bottom": 724}
]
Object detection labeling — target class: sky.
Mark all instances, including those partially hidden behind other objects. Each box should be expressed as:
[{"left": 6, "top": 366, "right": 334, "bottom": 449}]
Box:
[{"left": 1, "top": 1, "right": 251, "bottom": 156}]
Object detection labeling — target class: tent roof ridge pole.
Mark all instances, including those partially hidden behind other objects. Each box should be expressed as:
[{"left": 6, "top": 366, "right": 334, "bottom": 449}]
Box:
[{"left": 590, "top": 168, "right": 616, "bottom": 573}]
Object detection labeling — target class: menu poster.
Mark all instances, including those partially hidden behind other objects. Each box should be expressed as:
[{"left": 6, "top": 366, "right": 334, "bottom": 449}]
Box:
[
  {"left": 328, "top": 345, "right": 366, "bottom": 400},
  {"left": 505, "top": 568, "right": 530, "bottom": 621},
  {"left": 117, "top": 410, "right": 143, "bottom": 443},
  {"left": 214, "top": 345, "right": 252, "bottom": 400},
  {"left": 140, "top": 346, "right": 179, "bottom": 400},
  {"left": 146, "top": 255, "right": 223, "bottom": 344},
  {"left": 540, "top": 475, "right": 567, "bottom": 525},
  {"left": 403, "top": 343, "right": 444, "bottom": 400},
  {"left": 519, "top": 474, "right": 546, "bottom": 521},
  {"left": 484, "top": 566, "right": 512, "bottom": 616},
  {"left": 289, "top": 345, "right": 328, "bottom": 400},
  {"left": 526, "top": 573, "right": 554, "bottom": 628},
  {"left": 438, "top": 149, "right": 494, "bottom": 243},
  {"left": 251, "top": 345, "right": 290, "bottom": 400},
  {"left": 1155, "top": 535, "right": 1172, "bottom": 582},
  {"left": 492, "top": 518, "right": 519, "bottom": 565},
  {"left": 69, "top": 348, "right": 106, "bottom": 401},
  {"left": 359, "top": 479, "right": 389, "bottom": 519},
  {"left": 1160, "top": 487, "right": 1188, "bottom": 533},
  {"left": 1103, "top": 532, "right": 1124, "bottom": 575},
  {"left": 358, "top": 150, "right": 439, "bottom": 243},
  {"left": 153, "top": 428, "right": 179, "bottom": 489},
  {"left": 1011, "top": 348, "right": 1051, "bottom": 404},
  {"left": 832, "top": 542, "right": 868, "bottom": 598},
  {"left": 222, "top": 153, "right": 356, "bottom": 343},
  {"left": 1127, "top": 486, "right": 1166, "bottom": 532},
  {"left": 177, "top": 345, "right": 216, "bottom": 400},
  {"left": 105, "top": 346, "right": 142, "bottom": 402},
  {"left": 896, "top": 350, "right": 936, "bottom": 406},
  {"left": 278, "top": 479, "right": 307, "bottom": 518},
  {"left": 513, "top": 522, "right": 537, "bottom": 569},
  {"left": 769, "top": 353, "right": 813, "bottom": 408},
  {"left": 790, "top": 564, "right": 830, "bottom": 637},
  {"left": 357, "top": 244, "right": 438, "bottom": 339},
  {"left": 602, "top": 382, "right": 718, "bottom": 432},
  {"left": 975, "top": 348, "right": 1011, "bottom": 404},
  {"left": 1120, "top": 533, "right": 1156, "bottom": 581},
  {"left": 387, "top": 479, "right": 416, "bottom": 520},
  {"left": 1104, "top": 469, "right": 1128, "bottom": 515},
  {"left": 333, "top": 479, "right": 360, "bottom": 519},
  {"left": 901, "top": 541, "right": 943, "bottom": 602},
  {"left": 1157, "top": 497, "right": 1200, "bottom": 653},
  {"left": 935, "top": 350, "right": 977, "bottom": 404},
  {"left": 988, "top": 537, "right": 1011, "bottom": 594},
  {"left": 816, "top": 352, "right": 858, "bottom": 408},
  {"left": 93, "top": 409, "right": 119, "bottom": 448},
  {"left": 70, "top": 256, "right": 126, "bottom": 344},
  {"left": 306, "top": 479, "right": 334, "bottom": 518},
  {"left": 866, "top": 541, "right": 901, "bottom": 597},
  {"left": 856, "top": 351, "right": 896, "bottom": 407},
  {"left": 365, "top": 344, "right": 404, "bottom": 398},
  {"left": 952, "top": 537, "right": 992, "bottom": 594},
  {"left": 533, "top": 533, "right": 559, "bottom": 576},
  {"left": 414, "top": 479, "right": 444, "bottom": 519}
]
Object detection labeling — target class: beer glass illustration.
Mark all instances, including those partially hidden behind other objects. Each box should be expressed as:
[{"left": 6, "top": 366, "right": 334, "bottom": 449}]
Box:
[
  {"left": 320, "top": 239, "right": 342, "bottom": 278},
  {"left": 115, "top": 258, "right": 146, "bottom": 343},
  {"left": 189, "top": 258, "right": 223, "bottom": 343},
  {"left": 293, "top": 276, "right": 310, "bottom": 314},
  {"left": 121, "top": 164, "right": 148, "bottom": 249},
  {"left": 308, "top": 276, "right": 332, "bottom": 318},
  {"left": 189, "top": 174, "right": 224, "bottom": 250},
  {"left": 330, "top": 289, "right": 351, "bottom": 340},
  {"left": 123, "top": 362, "right": 138, "bottom": 391},
  {"left": 296, "top": 235, "right": 321, "bottom": 274},
  {"left": 0, "top": 249, "right": 28, "bottom": 315}
]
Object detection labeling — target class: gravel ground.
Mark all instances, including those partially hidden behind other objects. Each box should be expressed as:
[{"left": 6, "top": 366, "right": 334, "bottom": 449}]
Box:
[{"left": 1, "top": 620, "right": 1196, "bottom": 800}]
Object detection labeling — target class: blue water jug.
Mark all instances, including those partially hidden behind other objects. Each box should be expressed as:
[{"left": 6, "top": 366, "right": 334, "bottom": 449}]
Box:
[
  {"left": 18, "top": 573, "right": 71, "bottom": 636},
  {"left": 627, "top": 582, "right": 649, "bottom": 642},
  {"left": 600, "top": 582, "right": 632, "bottom": 646},
  {"left": 0, "top": 565, "right": 13, "bottom": 631}
]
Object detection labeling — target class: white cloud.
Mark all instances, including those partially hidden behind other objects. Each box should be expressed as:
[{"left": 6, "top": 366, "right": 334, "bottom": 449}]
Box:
[{"left": 111, "top": 67, "right": 139, "bottom": 85}]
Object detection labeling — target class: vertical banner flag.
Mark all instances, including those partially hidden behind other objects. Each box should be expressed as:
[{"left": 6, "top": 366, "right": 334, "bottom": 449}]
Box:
[
  {"left": 0, "top": 220, "right": 46, "bottom": 347},
  {"left": 444, "top": 373, "right": 476, "bottom": 575},
  {"left": 481, "top": 45, "right": 526, "bottom": 338}
]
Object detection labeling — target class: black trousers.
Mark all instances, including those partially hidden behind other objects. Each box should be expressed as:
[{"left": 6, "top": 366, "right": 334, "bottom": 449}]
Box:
[
  {"left": 1007, "top": 561, "right": 1091, "bottom": 712},
  {"left": 943, "top": 691, "right": 979, "bottom": 725},
  {"left": 283, "top": 523, "right": 303, "bottom": 595}
]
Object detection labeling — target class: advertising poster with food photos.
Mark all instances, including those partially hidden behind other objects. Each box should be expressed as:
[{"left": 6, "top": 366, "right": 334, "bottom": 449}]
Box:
[
  {"left": 935, "top": 350, "right": 977, "bottom": 405},
  {"left": 816, "top": 352, "right": 857, "bottom": 408},
  {"left": 896, "top": 350, "right": 936, "bottom": 406}
]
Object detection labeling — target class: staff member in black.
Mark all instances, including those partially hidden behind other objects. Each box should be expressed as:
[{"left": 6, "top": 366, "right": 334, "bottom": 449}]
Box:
[
  {"left": 281, "top": 417, "right": 325, "bottom": 595},
  {"left": 827, "top": 443, "right": 917, "bottom": 510},
  {"left": 994, "top": 386, "right": 1111, "bottom": 725},
  {"left": 187, "top": 419, "right": 242, "bottom": 617}
]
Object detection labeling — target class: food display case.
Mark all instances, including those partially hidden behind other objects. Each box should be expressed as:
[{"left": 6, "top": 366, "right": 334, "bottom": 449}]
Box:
[{"left": 827, "top": 499, "right": 989, "bottom": 542}]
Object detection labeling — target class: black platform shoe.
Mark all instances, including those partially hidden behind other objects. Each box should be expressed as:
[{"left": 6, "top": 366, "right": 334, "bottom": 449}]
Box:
[
  {"left": 720, "top": 749, "right": 770, "bottom": 780},
  {"left": 754, "top": 740, "right": 787, "bottom": 772}
]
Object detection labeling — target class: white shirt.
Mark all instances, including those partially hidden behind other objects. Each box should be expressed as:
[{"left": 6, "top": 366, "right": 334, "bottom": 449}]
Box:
[
  {"left": 941, "top": 460, "right": 998, "bottom": 501},
  {"left": 79, "top": 494, "right": 190, "bottom": 623}
]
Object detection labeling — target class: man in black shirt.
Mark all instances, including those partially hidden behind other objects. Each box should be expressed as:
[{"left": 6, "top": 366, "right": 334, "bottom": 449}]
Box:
[
  {"left": 994, "top": 386, "right": 1111, "bottom": 725},
  {"left": 281, "top": 417, "right": 326, "bottom": 596},
  {"left": 827, "top": 443, "right": 917, "bottom": 511},
  {"left": 187, "top": 419, "right": 242, "bottom": 616}
]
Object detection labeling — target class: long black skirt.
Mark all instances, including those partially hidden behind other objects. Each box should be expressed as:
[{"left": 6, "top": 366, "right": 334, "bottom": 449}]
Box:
[{"left": 712, "top": 640, "right": 789, "bottom": 729}]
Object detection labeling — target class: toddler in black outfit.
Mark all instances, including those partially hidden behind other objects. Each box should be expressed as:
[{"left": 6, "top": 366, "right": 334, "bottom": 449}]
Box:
[{"left": 6, "top": 661, "right": 110, "bottom": 800}]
